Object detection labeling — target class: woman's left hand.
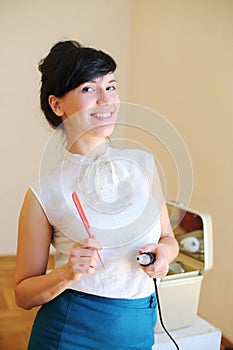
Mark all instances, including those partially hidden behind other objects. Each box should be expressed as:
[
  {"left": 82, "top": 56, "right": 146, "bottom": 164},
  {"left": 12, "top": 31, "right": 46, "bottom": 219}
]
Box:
[{"left": 138, "top": 243, "right": 170, "bottom": 279}]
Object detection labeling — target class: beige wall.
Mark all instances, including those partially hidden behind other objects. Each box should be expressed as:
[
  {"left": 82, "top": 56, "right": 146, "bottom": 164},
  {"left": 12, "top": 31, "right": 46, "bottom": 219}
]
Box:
[
  {"left": 1, "top": 0, "right": 233, "bottom": 343},
  {"left": 129, "top": 0, "right": 233, "bottom": 343},
  {"left": 0, "top": 0, "right": 132, "bottom": 253}
]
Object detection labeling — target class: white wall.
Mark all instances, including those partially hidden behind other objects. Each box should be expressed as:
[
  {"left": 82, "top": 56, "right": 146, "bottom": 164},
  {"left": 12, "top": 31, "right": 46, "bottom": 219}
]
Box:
[
  {"left": 0, "top": 0, "right": 132, "bottom": 254},
  {"left": 1, "top": 0, "right": 233, "bottom": 344},
  {"left": 128, "top": 0, "right": 233, "bottom": 343}
]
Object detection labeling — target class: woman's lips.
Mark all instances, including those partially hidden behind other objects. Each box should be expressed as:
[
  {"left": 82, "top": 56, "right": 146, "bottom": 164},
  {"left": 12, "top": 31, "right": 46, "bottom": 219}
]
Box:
[{"left": 90, "top": 112, "right": 113, "bottom": 120}]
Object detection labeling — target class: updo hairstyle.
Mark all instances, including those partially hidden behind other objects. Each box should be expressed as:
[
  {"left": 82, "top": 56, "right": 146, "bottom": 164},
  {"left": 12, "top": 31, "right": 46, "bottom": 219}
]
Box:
[{"left": 38, "top": 40, "right": 117, "bottom": 128}]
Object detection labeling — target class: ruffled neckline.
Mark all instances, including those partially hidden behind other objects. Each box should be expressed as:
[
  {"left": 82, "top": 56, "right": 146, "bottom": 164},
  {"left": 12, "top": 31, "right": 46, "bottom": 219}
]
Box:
[
  {"left": 64, "top": 144, "right": 131, "bottom": 212},
  {"left": 65, "top": 144, "right": 110, "bottom": 165}
]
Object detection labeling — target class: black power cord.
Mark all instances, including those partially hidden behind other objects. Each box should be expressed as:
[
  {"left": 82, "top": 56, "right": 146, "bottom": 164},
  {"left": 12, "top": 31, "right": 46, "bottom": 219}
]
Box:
[
  {"left": 137, "top": 253, "right": 180, "bottom": 349},
  {"left": 154, "top": 278, "right": 180, "bottom": 349}
]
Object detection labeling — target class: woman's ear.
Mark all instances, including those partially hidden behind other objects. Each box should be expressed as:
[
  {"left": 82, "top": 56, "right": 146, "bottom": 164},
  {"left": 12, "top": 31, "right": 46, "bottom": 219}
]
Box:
[{"left": 48, "top": 95, "right": 64, "bottom": 116}]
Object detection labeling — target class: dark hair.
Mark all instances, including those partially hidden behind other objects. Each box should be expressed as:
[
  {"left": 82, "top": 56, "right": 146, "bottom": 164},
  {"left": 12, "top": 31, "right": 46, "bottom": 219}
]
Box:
[{"left": 38, "top": 40, "right": 117, "bottom": 128}]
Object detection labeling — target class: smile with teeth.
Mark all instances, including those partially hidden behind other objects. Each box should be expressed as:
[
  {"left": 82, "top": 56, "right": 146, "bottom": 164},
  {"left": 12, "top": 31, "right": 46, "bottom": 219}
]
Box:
[{"left": 91, "top": 112, "right": 113, "bottom": 120}]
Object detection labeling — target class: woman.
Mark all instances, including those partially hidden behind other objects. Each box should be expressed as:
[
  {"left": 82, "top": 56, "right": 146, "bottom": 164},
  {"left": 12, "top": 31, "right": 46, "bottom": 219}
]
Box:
[{"left": 14, "top": 40, "right": 179, "bottom": 349}]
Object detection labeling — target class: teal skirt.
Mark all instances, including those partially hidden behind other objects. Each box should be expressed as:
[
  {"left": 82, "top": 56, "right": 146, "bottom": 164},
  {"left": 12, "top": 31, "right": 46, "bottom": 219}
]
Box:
[{"left": 27, "top": 289, "right": 157, "bottom": 350}]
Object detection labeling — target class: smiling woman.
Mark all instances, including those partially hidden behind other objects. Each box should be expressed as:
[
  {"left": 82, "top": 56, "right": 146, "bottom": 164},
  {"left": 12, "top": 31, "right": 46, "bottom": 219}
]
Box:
[
  {"left": 39, "top": 41, "right": 118, "bottom": 128},
  {"left": 39, "top": 41, "right": 120, "bottom": 156},
  {"left": 49, "top": 74, "right": 120, "bottom": 154},
  {"left": 14, "top": 40, "right": 179, "bottom": 350}
]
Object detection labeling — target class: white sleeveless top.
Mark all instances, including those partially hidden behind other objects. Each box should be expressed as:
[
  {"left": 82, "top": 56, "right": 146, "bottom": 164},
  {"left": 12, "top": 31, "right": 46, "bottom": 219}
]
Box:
[{"left": 30, "top": 146, "right": 161, "bottom": 299}]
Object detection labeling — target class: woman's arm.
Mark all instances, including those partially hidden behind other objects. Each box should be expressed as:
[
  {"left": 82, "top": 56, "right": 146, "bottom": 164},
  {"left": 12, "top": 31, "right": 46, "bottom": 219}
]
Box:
[
  {"left": 139, "top": 204, "right": 179, "bottom": 278},
  {"left": 14, "top": 189, "right": 101, "bottom": 310}
]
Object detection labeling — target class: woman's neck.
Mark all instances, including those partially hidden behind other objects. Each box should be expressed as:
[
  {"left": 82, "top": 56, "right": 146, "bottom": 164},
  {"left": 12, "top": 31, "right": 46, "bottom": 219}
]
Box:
[{"left": 67, "top": 137, "right": 108, "bottom": 160}]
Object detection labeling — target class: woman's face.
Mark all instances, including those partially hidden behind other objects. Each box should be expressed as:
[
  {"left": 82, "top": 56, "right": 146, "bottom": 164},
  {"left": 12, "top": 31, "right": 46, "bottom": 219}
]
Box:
[{"left": 50, "top": 73, "right": 120, "bottom": 141}]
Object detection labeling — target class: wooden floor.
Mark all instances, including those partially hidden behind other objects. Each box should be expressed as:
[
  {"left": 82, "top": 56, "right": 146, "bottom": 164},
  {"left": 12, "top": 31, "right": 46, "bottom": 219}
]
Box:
[
  {"left": 0, "top": 256, "right": 54, "bottom": 350},
  {"left": 0, "top": 256, "right": 229, "bottom": 350}
]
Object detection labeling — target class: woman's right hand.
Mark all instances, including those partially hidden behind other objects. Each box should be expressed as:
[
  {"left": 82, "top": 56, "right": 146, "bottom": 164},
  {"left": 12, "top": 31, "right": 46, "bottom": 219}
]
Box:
[
  {"left": 15, "top": 189, "right": 102, "bottom": 309},
  {"left": 65, "top": 236, "right": 102, "bottom": 281}
]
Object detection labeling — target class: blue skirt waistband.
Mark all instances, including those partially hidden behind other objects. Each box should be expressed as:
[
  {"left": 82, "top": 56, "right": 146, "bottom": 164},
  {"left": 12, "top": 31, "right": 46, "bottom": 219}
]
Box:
[{"left": 68, "top": 288, "right": 157, "bottom": 308}]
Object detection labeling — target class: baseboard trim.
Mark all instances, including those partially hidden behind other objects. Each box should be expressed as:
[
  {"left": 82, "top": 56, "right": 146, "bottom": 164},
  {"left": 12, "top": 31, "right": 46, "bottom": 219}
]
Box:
[{"left": 222, "top": 335, "right": 233, "bottom": 348}]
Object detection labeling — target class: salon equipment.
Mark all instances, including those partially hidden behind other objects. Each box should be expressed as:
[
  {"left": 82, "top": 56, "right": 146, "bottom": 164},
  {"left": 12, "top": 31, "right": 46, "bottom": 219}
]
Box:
[
  {"left": 155, "top": 201, "right": 213, "bottom": 333},
  {"left": 136, "top": 252, "right": 155, "bottom": 266}
]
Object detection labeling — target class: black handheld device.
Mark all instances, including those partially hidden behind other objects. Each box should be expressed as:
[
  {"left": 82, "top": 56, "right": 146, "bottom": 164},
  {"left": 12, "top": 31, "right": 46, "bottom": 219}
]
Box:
[{"left": 136, "top": 252, "right": 155, "bottom": 266}]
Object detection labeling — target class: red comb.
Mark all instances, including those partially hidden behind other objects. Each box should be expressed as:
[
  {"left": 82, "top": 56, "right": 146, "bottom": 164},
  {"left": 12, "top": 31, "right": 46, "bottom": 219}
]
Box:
[{"left": 72, "top": 192, "right": 105, "bottom": 269}]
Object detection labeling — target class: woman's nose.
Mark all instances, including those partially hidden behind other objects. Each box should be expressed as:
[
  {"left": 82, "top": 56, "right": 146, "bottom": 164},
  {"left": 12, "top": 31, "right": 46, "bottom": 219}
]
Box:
[{"left": 96, "top": 89, "right": 111, "bottom": 105}]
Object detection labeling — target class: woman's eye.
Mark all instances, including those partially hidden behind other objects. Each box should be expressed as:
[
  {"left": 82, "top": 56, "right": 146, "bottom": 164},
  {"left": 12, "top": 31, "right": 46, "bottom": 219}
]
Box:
[
  {"left": 107, "top": 85, "right": 116, "bottom": 91},
  {"left": 82, "top": 86, "right": 95, "bottom": 93}
]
